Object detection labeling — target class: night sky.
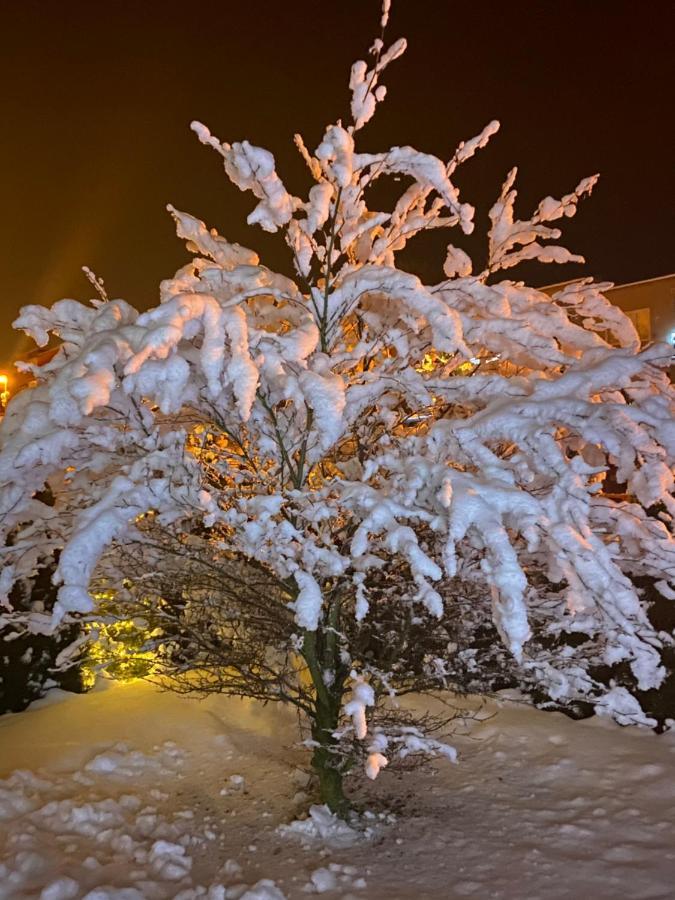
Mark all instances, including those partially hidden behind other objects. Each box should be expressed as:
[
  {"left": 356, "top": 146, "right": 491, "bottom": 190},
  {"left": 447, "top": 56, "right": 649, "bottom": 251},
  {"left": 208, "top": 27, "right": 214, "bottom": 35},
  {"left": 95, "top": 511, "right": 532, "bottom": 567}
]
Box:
[{"left": 1, "top": 0, "right": 672, "bottom": 368}]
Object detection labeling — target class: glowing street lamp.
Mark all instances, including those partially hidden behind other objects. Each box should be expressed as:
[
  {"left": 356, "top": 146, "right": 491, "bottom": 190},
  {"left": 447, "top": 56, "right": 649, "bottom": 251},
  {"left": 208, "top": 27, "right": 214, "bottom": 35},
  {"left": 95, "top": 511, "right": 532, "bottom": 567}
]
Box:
[{"left": 0, "top": 373, "right": 10, "bottom": 410}]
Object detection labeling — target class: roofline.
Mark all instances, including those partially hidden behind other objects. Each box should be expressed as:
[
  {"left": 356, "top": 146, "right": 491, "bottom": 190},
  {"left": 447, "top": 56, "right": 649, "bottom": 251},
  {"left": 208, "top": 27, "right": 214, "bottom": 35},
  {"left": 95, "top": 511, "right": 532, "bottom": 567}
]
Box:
[
  {"left": 603, "top": 272, "right": 675, "bottom": 291},
  {"left": 540, "top": 272, "right": 675, "bottom": 292}
]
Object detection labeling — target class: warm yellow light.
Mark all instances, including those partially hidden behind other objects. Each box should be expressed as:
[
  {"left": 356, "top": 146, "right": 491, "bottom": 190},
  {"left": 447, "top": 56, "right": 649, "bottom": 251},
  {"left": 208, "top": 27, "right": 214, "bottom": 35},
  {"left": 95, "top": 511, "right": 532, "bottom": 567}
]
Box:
[
  {"left": 82, "top": 614, "right": 159, "bottom": 687},
  {"left": 0, "top": 373, "right": 9, "bottom": 409}
]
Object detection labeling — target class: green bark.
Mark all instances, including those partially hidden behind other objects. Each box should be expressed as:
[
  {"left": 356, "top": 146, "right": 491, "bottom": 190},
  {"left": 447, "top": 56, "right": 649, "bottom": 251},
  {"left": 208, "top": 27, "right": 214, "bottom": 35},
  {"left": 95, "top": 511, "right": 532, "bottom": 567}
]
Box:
[
  {"left": 311, "top": 692, "right": 348, "bottom": 816},
  {"left": 302, "top": 623, "right": 349, "bottom": 816}
]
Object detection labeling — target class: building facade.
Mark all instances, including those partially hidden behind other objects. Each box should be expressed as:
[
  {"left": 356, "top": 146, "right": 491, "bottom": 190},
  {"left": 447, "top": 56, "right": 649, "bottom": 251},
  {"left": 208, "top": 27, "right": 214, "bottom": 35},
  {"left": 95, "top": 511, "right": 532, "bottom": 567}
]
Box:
[{"left": 542, "top": 273, "right": 675, "bottom": 348}]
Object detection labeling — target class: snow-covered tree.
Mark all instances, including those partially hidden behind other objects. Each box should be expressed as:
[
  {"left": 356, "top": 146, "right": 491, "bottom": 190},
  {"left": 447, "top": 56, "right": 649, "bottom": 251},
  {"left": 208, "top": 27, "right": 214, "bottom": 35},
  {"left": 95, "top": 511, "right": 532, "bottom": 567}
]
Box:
[{"left": 1, "top": 1, "right": 673, "bottom": 811}]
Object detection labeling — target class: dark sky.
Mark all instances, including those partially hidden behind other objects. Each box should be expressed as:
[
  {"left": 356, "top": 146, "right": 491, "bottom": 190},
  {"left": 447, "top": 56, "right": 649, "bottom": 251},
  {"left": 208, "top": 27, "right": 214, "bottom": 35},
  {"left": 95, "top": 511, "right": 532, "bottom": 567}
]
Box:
[{"left": 1, "top": 0, "right": 673, "bottom": 368}]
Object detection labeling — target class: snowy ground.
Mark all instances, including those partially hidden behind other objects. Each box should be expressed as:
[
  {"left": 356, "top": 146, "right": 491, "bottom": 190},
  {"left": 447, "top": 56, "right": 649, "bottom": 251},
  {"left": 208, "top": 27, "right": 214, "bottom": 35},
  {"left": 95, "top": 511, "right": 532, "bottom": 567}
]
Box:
[{"left": 1, "top": 681, "right": 674, "bottom": 900}]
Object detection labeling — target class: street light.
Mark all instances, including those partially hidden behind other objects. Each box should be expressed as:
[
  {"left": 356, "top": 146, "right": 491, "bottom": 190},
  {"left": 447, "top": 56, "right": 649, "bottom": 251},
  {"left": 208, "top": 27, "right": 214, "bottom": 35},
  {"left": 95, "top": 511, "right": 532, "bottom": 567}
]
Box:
[{"left": 0, "top": 373, "right": 10, "bottom": 410}]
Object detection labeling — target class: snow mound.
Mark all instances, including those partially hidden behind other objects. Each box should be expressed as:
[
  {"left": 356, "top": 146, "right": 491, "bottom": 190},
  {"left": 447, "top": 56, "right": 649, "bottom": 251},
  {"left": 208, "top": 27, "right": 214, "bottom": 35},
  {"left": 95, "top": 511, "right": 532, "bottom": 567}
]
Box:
[
  {"left": 85, "top": 742, "right": 183, "bottom": 778},
  {"left": 39, "top": 877, "right": 79, "bottom": 900},
  {"left": 277, "top": 804, "right": 362, "bottom": 849},
  {"left": 148, "top": 839, "right": 193, "bottom": 880},
  {"left": 305, "top": 862, "right": 367, "bottom": 895},
  {"left": 238, "top": 881, "right": 286, "bottom": 900}
]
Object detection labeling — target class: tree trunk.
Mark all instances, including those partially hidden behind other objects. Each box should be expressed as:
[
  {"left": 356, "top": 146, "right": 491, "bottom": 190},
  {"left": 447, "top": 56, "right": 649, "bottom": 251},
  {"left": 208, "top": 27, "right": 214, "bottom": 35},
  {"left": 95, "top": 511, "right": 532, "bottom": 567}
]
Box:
[
  {"left": 311, "top": 693, "right": 348, "bottom": 816},
  {"left": 302, "top": 625, "right": 349, "bottom": 816}
]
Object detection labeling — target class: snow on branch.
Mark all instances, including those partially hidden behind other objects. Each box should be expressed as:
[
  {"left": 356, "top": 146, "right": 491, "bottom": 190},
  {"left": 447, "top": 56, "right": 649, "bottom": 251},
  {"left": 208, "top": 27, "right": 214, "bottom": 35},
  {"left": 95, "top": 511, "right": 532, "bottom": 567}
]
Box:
[{"left": 485, "top": 168, "right": 599, "bottom": 275}]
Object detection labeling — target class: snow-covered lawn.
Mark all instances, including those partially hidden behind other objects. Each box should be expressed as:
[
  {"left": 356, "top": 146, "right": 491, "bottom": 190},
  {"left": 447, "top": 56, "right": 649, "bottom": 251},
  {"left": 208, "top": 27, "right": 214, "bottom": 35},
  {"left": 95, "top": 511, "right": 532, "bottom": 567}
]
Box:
[{"left": 1, "top": 681, "right": 673, "bottom": 899}]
